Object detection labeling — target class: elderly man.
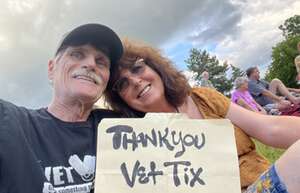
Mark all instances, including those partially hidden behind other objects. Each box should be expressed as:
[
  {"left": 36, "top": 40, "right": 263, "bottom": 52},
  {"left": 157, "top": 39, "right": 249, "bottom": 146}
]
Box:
[
  {"left": 246, "top": 67, "right": 300, "bottom": 111},
  {"left": 0, "top": 24, "right": 123, "bottom": 193}
]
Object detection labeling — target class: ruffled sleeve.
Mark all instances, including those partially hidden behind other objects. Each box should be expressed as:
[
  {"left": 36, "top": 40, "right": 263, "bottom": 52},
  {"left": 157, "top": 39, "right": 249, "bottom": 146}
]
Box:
[{"left": 191, "top": 87, "right": 230, "bottom": 118}]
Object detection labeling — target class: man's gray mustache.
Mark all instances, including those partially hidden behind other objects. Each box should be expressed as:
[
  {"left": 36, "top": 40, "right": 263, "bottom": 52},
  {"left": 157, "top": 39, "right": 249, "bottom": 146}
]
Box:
[{"left": 72, "top": 69, "right": 103, "bottom": 85}]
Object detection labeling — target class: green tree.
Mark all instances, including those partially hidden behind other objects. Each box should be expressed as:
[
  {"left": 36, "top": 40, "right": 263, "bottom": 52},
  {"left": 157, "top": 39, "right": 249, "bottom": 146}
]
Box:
[
  {"left": 265, "top": 35, "right": 300, "bottom": 87},
  {"left": 279, "top": 15, "right": 300, "bottom": 38},
  {"left": 230, "top": 64, "right": 245, "bottom": 87},
  {"left": 185, "top": 48, "right": 232, "bottom": 94},
  {"left": 266, "top": 15, "right": 300, "bottom": 87}
]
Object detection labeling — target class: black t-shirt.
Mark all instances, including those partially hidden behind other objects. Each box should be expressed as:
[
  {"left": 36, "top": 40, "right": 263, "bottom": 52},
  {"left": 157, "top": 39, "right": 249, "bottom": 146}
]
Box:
[{"left": 0, "top": 99, "right": 119, "bottom": 193}]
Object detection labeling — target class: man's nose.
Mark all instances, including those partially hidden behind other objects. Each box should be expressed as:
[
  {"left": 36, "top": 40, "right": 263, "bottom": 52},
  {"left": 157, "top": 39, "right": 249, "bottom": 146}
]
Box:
[{"left": 83, "top": 55, "right": 97, "bottom": 70}]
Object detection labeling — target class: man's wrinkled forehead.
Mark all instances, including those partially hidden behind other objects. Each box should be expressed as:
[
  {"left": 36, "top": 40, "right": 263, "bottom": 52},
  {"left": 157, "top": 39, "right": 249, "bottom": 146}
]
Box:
[{"left": 57, "top": 43, "right": 110, "bottom": 58}]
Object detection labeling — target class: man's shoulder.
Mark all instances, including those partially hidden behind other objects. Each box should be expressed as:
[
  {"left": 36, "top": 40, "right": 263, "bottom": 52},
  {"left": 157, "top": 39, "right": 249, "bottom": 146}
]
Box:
[
  {"left": 90, "top": 108, "right": 121, "bottom": 126},
  {"left": 0, "top": 100, "right": 40, "bottom": 144},
  {"left": 248, "top": 79, "right": 256, "bottom": 83},
  {"left": 91, "top": 108, "right": 121, "bottom": 118},
  {"left": 248, "top": 79, "right": 258, "bottom": 86},
  {"left": 248, "top": 79, "right": 268, "bottom": 95},
  {"left": 249, "top": 79, "right": 268, "bottom": 86},
  {"left": 0, "top": 98, "right": 17, "bottom": 108},
  {"left": 259, "top": 79, "right": 270, "bottom": 87},
  {"left": 0, "top": 99, "right": 29, "bottom": 116},
  {"left": 260, "top": 79, "right": 269, "bottom": 83}
]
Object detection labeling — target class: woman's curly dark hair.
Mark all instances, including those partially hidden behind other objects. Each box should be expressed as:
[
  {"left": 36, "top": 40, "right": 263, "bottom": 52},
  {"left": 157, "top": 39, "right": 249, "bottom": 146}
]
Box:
[{"left": 104, "top": 39, "right": 191, "bottom": 117}]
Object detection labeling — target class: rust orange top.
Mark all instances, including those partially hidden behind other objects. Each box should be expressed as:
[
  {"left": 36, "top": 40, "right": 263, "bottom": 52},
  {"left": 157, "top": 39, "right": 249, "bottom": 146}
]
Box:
[{"left": 191, "top": 87, "right": 270, "bottom": 189}]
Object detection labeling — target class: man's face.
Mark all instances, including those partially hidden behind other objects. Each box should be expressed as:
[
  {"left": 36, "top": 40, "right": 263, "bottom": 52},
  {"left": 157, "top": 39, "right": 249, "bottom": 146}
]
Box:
[
  {"left": 48, "top": 44, "right": 110, "bottom": 104},
  {"left": 251, "top": 68, "right": 260, "bottom": 80}
]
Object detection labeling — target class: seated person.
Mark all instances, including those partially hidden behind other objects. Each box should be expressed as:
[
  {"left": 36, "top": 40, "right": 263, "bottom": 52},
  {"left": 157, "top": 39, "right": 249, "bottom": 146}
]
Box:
[
  {"left": 295, "top": 42, "right": 300, "bottom": 84},
  {"left": 199, "top": 70, "right": 215, "bottom": 88},
  {"left": 231, "top": 77, "right": 266, "bottom": 114},
  {"left": 246, "top": 66, "right": 300, "bottom": 110}
]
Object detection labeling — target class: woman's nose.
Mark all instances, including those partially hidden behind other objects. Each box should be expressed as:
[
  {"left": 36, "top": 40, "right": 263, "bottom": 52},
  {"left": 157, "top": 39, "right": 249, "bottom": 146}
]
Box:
[{"left": 129, "top": 76, "right": 142, "bottom": 87}]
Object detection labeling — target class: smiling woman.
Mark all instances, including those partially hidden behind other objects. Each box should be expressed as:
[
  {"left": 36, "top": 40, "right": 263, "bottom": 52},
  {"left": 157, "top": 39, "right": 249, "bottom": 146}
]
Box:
[
  {"left": 105, "top": 39, "right": 190, "bottom": 117},
  {"left": 104, "top": 39, "right": 300, "bottom": 192}
]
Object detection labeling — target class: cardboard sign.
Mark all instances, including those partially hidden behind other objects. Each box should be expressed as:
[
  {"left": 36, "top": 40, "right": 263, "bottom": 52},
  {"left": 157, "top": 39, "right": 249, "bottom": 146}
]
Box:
[{"left": 95, "top": 113, "right": 241, "bottom": 193}]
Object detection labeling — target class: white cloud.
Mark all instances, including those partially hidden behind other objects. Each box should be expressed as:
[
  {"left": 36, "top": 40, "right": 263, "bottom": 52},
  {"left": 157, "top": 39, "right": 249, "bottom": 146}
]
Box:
[
  {"left": 182, "top": 70, "right": 198, "bottom": 87},
  {"left": 213, "top": 0, "right": 300, "bottom": 71},
  {"left": 0, "top": 0, "right": 222, "bottom": 108},
  {"left": 0, "top": 0, "right": 298, "bottom": 108}
]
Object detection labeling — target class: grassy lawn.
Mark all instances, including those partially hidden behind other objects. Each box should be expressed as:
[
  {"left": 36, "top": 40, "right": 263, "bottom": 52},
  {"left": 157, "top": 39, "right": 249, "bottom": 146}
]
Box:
[{"left": 253, "top": 139, "right": 285, "bottom": 163}]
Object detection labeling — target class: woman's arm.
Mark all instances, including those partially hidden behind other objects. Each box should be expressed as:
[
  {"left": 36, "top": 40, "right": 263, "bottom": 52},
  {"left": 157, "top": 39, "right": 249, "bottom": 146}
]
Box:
[{"left": 226, "top": 102, "right": 300, "bottom": 149}]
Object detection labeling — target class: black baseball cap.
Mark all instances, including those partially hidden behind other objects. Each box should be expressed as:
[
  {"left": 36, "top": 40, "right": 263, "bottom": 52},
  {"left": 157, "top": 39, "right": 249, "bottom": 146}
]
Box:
[{"left": 55, "top": 23, "right": 123, "bottom": 63}]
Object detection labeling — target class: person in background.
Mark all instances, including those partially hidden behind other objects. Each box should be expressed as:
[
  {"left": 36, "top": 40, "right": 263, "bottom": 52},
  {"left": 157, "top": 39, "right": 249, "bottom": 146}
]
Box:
[
  {"left": 105, "top": 39, "right": 300, "bottom": 193},
  {"left": 231, "top": 77, "right": 266, "bottom": 114},
  {"left": 294, "top": 42, "right": 300, "bottom": 84},
  {"left": 199, "top": 70, "right": 215, "bottom": 88},
  {"left": 246, "top": 67, "right": 300, "bottom": 111}
]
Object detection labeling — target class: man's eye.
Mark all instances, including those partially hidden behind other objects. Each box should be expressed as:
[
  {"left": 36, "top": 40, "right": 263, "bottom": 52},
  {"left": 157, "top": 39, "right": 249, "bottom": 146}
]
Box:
[
  {"left": 70, "top": 51, "right": 84, "bottom": 59},
  {"left": 96, "top": 59, "right": 110, "bottom": 68}
]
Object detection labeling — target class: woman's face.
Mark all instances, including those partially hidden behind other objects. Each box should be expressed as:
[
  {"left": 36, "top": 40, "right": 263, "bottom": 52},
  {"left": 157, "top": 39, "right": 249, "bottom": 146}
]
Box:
[
  {"left": 112, "top": 58, "right": 167, "bottom": 112},
  {"left": 239, "top": 81, "right": 248, "bottom": 90}
]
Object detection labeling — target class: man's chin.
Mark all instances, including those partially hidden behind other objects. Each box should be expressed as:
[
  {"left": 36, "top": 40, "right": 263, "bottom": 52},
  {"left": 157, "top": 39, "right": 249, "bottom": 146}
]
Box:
[{"left": 74, "top": 92, "right": 102, "bottom": 104}]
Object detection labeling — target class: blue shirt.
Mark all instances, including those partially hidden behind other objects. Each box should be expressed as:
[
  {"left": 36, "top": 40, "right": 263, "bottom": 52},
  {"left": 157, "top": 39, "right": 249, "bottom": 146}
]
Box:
[{"left": 248, "top": 79, "right": 274, "bottom": 106}]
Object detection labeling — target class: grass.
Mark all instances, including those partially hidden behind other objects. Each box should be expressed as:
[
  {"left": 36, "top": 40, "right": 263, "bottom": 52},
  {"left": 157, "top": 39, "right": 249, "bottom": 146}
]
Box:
[{"left": 253, "top": 139, "right": 285, "bottom": 163}]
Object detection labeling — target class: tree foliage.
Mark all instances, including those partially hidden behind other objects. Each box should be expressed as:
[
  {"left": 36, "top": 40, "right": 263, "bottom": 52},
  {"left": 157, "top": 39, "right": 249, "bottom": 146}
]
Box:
[
  {"left": 265, "top": 15, "right": 300, "bottom": 87},
  {"left": 230, "top": 64, "right": 245, "bottom": 83},
  {"left": 279, "top": 15, "right": 300, "bottom": 38},
  {"left": 185, "top": 48, "right": 244, "bottom": 94},
  {"left": 265, "top": 35, "right": 300, "bottom": 87}
]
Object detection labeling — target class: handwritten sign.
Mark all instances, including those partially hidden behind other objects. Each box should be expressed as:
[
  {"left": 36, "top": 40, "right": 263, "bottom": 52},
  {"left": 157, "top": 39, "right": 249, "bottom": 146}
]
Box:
[{"left": 95, "top": 113, "right": 241, "bottom": 193}]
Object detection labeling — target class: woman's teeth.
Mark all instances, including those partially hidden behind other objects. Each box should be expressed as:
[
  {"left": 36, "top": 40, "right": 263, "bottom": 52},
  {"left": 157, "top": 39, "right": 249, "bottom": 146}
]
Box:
[{"left": 138, "top": 85, "right": 151, "bottom": 98}]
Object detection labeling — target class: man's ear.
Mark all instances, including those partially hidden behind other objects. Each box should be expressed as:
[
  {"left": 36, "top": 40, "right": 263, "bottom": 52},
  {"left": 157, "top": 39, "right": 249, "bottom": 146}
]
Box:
[{"left": 48, "top": 59, "right": 55, "bottom": 82}]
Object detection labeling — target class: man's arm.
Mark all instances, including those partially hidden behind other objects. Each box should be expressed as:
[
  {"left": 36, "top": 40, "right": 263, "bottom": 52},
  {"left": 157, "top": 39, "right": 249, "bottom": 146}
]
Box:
[
  {"left": 288, "top": 88, "right": 300, "bottom": 93},
  {"left": 261, "top": 89, "right": 283, "bottom": 102},
  {"left": 261, "top": 90, "right": 292, "bottom": 109}
]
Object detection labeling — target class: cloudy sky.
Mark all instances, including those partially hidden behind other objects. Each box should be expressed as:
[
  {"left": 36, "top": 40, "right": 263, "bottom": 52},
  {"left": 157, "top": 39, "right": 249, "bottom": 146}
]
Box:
[{"left": 0, "top": 0, "right": 299, "bottom": 108}]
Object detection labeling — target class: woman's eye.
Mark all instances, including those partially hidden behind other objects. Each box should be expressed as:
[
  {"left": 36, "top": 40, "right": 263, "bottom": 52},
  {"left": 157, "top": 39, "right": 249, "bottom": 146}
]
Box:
[
  {"left": 118, "top": 80, "right": 127, "bottom": 90},
  {"left": 113, "top": 78, "right": 129, "bottom": 92},
  {"left": 131, "top": 65, "right": 143, "bottom": 74}
]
